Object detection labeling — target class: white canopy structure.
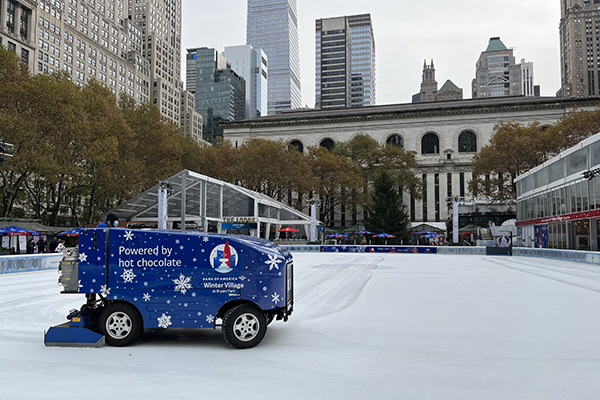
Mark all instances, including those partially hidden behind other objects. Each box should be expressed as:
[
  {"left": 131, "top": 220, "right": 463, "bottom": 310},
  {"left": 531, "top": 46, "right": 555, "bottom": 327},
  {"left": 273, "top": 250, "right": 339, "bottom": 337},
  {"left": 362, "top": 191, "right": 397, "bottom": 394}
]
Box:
[{"left": 108, "top": 170, "right": 314, "bottom": 240}]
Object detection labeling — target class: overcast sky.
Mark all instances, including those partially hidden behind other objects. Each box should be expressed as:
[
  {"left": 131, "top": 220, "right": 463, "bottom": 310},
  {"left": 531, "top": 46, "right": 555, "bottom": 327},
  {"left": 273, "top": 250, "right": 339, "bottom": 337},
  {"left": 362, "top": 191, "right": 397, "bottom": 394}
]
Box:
[{"left": 181, "top": 0, "right": 561, "bottom": 107}]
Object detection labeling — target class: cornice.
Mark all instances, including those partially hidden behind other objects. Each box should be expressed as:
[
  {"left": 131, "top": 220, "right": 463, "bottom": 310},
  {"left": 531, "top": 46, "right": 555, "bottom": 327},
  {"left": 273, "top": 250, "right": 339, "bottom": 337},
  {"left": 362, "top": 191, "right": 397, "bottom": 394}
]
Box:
[{"left": 223, "top": 97, "right": 600, "bottom": 131}]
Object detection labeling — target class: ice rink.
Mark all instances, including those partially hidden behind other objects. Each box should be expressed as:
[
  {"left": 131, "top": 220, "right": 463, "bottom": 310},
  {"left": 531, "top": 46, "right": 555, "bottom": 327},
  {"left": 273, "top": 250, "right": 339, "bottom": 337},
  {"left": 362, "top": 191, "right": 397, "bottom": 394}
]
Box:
[{"left": 1, "top": 253, "right": 600, "bottom": 399}]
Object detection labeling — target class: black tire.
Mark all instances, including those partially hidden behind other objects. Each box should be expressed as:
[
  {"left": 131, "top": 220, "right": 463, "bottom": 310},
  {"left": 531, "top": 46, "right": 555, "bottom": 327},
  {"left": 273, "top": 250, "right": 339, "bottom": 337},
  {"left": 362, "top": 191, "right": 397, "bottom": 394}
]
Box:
[
  {"left": 98, "top": 303, "right": 143, "bottom": 347},
  {"left": 222, "top": 304, "right": 267, "bottom": 349}
]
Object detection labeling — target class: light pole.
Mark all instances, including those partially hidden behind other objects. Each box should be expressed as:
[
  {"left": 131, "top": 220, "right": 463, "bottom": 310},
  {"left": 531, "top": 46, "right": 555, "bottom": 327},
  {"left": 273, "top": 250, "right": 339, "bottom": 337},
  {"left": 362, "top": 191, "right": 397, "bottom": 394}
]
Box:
[
  {"left": 446, "top": 196, "right": 465, "bottom": 244},
  {"left": 308, "top": 198, "right": 321, "bottom": 243},
  {"left": 158, "top": 181, "right": 173, "bottom": 230}
]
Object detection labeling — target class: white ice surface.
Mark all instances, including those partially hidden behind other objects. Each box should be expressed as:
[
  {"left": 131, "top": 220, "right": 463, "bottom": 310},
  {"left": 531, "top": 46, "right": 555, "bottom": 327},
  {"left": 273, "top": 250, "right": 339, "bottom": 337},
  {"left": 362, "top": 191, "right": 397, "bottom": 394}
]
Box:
[{"left": 1, "top": 253, "right": 600, "bottom": 399}]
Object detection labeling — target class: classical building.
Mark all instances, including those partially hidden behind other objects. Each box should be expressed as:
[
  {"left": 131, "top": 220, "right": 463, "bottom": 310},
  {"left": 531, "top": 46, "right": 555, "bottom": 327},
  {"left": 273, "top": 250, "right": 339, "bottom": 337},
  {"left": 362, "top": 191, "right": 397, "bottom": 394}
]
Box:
[
  {"left": 1, "top": 0, "right": 185, "bottom": 128},
  {"left": 246, "top": 0, "right": 301, "bottom": 115},
  {"left": 223, "top": 44, "right": 268, "bottom": 119},
  {"left": 315, "top": 13, "right": 375, "bottom": 109},
  {"left": 558, "top": 0, "right": 600, "bottom": 97},
  {"left": 223, "top": 97, "right": 600, "bottom": 226},
  {"left": 472, "top": 37, "right": 537, "bottom": 99},
  {"left": 186, "top": 47, "right": 246, "bottom": 143}
]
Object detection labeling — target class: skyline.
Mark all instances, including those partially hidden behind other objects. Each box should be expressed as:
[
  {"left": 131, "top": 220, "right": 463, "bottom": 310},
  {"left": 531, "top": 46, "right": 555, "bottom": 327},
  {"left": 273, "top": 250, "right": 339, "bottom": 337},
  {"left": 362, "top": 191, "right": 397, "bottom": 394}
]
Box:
[{"left": 181, "top": 0, "right": 561, "bottom": 108}]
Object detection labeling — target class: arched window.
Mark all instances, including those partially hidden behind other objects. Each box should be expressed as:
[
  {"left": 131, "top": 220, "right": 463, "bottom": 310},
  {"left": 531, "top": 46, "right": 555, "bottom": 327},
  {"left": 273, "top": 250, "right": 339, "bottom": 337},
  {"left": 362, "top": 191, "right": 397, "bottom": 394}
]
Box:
[
  {"left": 289, "top": 140, "right": 304, "bottom": 153},
  {"left": 421, "top": 133, "right": 440, "bottom": 154},
  {"left": 386, "top": 134, "right": 404, "bottom": 148},
  {"left": 458, "top": 131, "right": 477, "bottom": 153},
  {"left": 320, "top": 139, "right": 335, "bottom": 151}
]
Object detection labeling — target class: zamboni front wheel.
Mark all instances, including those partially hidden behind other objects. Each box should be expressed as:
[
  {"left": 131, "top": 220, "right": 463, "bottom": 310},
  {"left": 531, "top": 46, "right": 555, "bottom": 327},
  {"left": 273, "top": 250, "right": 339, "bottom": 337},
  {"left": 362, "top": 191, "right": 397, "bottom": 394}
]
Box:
[
  {"left": 99, "top": 303, "right": 143, "bottom": 347},
  {"left": 222, "top": 304, "right": 267, "bottom": 349}
]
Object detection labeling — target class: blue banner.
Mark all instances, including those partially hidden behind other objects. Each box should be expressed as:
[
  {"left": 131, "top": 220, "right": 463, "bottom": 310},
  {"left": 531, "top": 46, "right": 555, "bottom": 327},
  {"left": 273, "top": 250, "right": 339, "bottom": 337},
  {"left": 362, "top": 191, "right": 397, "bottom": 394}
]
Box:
[{"left": 221, "top": 222, "right": 257, "bottom": 230}]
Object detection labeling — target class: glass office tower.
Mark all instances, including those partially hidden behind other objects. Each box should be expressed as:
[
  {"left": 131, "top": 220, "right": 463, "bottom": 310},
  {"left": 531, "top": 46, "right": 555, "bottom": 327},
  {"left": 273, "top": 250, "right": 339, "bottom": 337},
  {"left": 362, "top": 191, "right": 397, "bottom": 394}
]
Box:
[
  {"left": 247, "top": 0, "right": 301, "bottom": 115},
  {"left": 315, "top": 14, "right": 376, "bottom": 109}
]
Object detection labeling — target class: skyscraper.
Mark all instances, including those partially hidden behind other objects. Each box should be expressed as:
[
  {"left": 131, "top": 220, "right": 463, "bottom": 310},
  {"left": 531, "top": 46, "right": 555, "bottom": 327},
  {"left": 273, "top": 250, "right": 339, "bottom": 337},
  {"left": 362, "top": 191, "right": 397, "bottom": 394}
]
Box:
[
  {"left": 472, "top": 37, "right": 535, "bottom": 98},
  {"left": 186, "top": 48, "right": 246, "bottom": 143},
  {"left": 315, "top": 14, "right": 375, "bottom": 109},
  {"left": 558, "top": 0, "right": 600, "bottom": 97},
  {"left": 247, "top": 0, "right": 301, "bottom": 115},
  {"left": 1, "top": 0, "right": 185, "bottom": 129},
  {"left": 223, "top": 45, "right": 268, "bottom": 119}
]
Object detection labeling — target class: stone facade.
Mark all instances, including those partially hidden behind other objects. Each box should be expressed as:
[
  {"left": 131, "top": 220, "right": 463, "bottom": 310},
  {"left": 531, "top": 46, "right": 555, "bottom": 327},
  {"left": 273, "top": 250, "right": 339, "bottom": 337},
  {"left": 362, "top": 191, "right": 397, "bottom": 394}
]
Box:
[{"left": 223, "top": 96, "right": 600, "bottom": 226}]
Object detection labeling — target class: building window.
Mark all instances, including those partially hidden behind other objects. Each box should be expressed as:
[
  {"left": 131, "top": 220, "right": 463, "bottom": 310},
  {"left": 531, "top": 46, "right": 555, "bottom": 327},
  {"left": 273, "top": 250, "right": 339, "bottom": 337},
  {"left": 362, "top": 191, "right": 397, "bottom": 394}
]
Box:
[
  {"left": 6, "top": 1, "right": 16, "bottom": 33},
  {"left": 421, "top": 133, "right": 440, "bottom": 154},
  {"left": 7, "top": 41, "right": 16, "bottom": 52},
  {"left": 289, "top": 140, "right": 303, "bottom": 153},
  {"left": 20, "top": 7, "right": 30, "bottom": 41},
  {"left": 458, "top": 131, "right": 477, "bottom": 152},
  {"left": 422, "top": 174, "right": 428, "bottom": 222},
  {"left": 386, "top": 134, "right": 404, "bottom": 148},
  {"left": 320, "top": 138, "right": 335, "bottom": 151},
  {"left": 20, "top": 48, "right": 29, "bottom": 64}
]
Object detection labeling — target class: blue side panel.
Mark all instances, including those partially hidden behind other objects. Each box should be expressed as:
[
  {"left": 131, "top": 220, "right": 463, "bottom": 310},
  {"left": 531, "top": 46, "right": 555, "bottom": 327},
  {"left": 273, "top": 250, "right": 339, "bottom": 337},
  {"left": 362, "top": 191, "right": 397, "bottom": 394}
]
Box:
[
  {"left": 78, "top": 229, "right": 108, "bottom": 294},
  {"left": 89, "top": 229, "right": 291, "bottom": 328}
]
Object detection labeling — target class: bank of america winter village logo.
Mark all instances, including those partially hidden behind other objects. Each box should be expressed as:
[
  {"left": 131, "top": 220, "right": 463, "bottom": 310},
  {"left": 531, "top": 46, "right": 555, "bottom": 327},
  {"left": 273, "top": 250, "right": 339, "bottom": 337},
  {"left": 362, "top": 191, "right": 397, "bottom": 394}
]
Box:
[{"left": 209, "top": 241, "right": 238, "bottom": 273}]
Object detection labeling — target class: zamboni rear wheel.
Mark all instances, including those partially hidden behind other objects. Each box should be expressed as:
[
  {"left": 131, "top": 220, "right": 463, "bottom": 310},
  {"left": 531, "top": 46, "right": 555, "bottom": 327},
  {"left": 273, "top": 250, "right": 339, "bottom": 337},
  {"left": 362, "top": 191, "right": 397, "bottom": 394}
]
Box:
[{"left": 99, "top": 303, "right": 143, "bottom": 347}]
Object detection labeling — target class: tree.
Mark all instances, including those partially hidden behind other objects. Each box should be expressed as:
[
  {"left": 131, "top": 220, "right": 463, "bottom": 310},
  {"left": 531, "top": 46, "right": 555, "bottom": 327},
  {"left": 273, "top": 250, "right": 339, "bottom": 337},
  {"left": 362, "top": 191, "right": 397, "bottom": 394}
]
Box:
[
  {"left": 365, "top": 171, "right": 410, "bottom": 243},
  {"left": 308, "top": 145, "right": 363, "bottom": 226}
]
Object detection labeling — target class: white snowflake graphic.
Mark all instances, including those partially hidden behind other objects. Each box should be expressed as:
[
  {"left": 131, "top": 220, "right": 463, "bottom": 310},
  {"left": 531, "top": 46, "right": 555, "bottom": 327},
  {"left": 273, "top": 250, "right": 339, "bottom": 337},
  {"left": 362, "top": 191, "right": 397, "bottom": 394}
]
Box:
[
  {"left": 143, "top": 293, "right": 151, "bottom": 302},
  {"left": 173, "top": 273, "right": 192, "bottom": 295},
  {"left": 157, "top": 313, "right": 172, "bottom": 328},
  {"left": 264, "top": 254, "right": 283, "bottom": 270},
  {"left": 100, "top": 285, "right": 111, "bottom": 296},
  {"left": 123, "top": 230, "right": 134, "bottom": 241},
  {"left": 206, "top": 314, "right": 214, "bottom": 324},
  {"left": 79, "top": 252, "right": 87, "bottom": 262},
  {"left": 202, "top": 236, "right": 209, "bottom": 242},
  {"left": 78, "top": 280, "right": 83, "bottom": 291},
  {"left": 121, "top": 269, "right": 136, "bottom": 283},
  {"left": 271, "top": 292, "right": 281, "bottom": 304}
]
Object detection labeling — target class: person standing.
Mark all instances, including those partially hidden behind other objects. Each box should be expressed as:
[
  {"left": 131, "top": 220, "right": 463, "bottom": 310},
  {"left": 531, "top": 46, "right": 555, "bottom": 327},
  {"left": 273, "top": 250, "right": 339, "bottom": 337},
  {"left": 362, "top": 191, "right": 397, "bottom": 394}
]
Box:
[
  {"left": 55, "top": 239, "right": 66, "bottom": 253},
  {"left": 27, "top": 238, "right": 35, "bottom": 254},
  {"left": 98, "top": 213, "right": 119, "bottom": 228},
  {"left": 37, "top": 238, "right": 47, "bottom": 254},
  {"left": 49, "top": 237, "right": 59, "bottom": 253}
]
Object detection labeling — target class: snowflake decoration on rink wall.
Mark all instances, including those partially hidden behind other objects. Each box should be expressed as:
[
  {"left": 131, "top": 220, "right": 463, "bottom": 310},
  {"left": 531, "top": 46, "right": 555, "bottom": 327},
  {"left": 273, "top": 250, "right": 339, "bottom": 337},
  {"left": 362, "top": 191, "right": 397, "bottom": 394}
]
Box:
[
  {"left": 264, "top": 254, "right": 282, "bottom": 270},
  {"left": 206, "top": 314, "right": 214, "bottom": 324},
  {"left": 143, "top": 293, "right": 151, "bottom": 302},
  {"left": 123, "top": 230, "right": 134, "bottom": 241},
  {"left": 121, "top": 269, "right": 136, "bottom": 283},
  {"left": 173, "top": 273, "right": 192, "bottom": 295},
  {"left": 271, "top": 292, "right": 280, "bottom": 304},
  {"left": 157, "top": 313, "right": 172, "bottom": 328},
  {"left": 79, "top": 253, "right": 87, "bottom": 262},
  {"left": 100, "top": 285, "right": 111, "bottom": 296}
]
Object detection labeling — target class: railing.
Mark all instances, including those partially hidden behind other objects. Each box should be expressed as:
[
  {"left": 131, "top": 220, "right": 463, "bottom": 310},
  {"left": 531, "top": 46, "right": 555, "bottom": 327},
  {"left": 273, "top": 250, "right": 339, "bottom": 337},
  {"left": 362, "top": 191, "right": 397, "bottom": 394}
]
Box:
[{"left": 0, "top": 253, "right": 64, "bottom": 274}]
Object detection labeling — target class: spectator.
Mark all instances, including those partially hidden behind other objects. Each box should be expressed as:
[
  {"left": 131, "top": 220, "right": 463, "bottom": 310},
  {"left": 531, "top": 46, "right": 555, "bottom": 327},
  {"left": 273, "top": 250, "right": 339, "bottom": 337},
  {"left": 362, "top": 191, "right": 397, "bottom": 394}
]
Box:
[
  {"left": 37, "top": 238, "right": 46, "bottom": 254},
  {"left": 55, "top": 239, "right": 66, "bottom": 253},
  {"left": 49, "top": 237, "right": 59, "bottom": 253},
  {"left": 27, "top": 238, "right": 35, "bottom": 254},
  {"left": 98, "top": 213, "right": 119, "bottom": 228}
]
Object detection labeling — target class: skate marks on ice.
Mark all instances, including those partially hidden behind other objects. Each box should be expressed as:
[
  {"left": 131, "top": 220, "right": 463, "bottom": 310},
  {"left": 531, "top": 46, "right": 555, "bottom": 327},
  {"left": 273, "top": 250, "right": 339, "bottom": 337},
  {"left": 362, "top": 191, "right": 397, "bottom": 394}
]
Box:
[
  {"left": 484, "top": 256, "right": 600, "bottom": 294},
  {"left": 293, "top": 254, "right": 384, "bottom": 320}
]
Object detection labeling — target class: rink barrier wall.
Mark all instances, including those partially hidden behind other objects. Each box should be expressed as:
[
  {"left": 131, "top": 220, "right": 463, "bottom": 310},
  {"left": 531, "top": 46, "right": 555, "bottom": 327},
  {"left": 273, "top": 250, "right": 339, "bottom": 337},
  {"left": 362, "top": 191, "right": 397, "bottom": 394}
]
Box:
[
  {"left": 0, "top": 253, "right": 64, "bottom": 275},
  {"left": 282, "top": 245, "right": 600, "bottom": 265},
  {"left": 282, "top": 245, "right": 438, "bottom": 254},
  {"left": 513, "top": 248, "right": 600, "bottom": 265}
]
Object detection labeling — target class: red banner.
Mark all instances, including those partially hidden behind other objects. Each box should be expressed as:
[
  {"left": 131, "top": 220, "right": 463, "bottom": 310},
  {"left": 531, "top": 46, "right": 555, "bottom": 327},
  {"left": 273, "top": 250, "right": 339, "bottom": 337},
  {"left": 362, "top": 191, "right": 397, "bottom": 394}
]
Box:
[{"left": 517, "top": 208, "right": 600, "bottom": 226}]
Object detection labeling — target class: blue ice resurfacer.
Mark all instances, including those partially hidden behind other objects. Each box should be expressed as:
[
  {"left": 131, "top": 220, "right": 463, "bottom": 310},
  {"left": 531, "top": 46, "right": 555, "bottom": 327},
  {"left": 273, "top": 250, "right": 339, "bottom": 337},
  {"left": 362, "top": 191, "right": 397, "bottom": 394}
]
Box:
[{"left": 44, "top": 228, "right": 293, "bottom": 349}]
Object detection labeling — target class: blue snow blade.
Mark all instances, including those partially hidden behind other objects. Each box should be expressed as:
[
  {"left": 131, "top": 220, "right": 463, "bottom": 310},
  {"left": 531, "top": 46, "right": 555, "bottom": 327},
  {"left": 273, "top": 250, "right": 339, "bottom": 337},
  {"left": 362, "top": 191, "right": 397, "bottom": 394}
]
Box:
[{"left": 44, "top": 323, "right": 105, "bottom": 348}]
